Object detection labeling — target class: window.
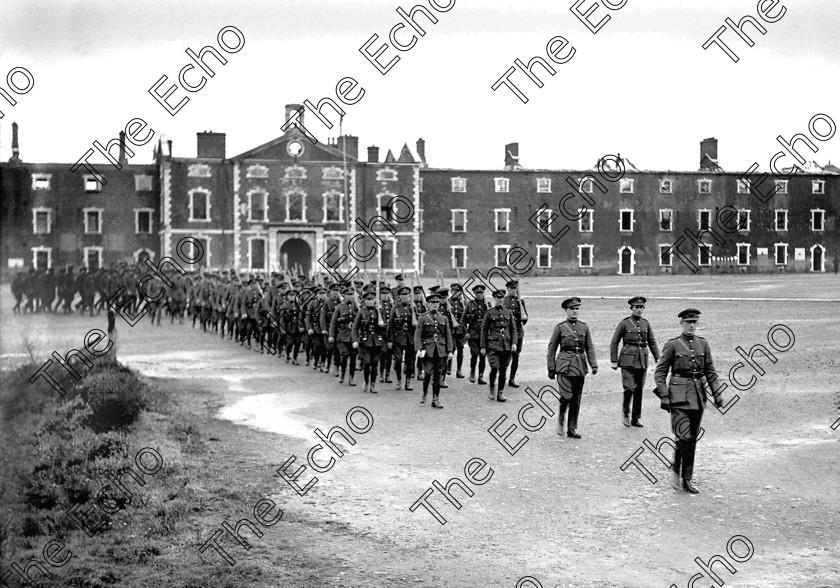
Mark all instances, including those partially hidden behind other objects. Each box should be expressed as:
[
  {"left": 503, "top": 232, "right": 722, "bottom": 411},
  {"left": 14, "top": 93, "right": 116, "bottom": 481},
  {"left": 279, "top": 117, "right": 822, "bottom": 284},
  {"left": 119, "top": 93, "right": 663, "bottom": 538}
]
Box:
[
  {"left": 249, "top": 238, "right": 267, "bottom": 270},
  {"left": 419, "top": 177, "right": 424, "bottom": 192},
  {"left": 495, "top": 245, "right": 510, "bottom": 268},
  {"left": 322, "top": 167, "right": 343, "bottom": 181},
  {"left": 659, "top": 209, "right": 673, "bottom": 232},
  {"left": 284, "top": 165, "right": 307, "bottom": 179},
  {"left": 774, "top": 243, "right": 788, "bottom": 265},
  {"left": 579, "top": 209, "right": 593, "bottom": 232},
  {"left": 188, "top": 164, "right": 211, "bottom": 177},
  {"left": 578, "top": 245, "right": 593, "bottom": 268},
  {"left": 32, "top": 208, "right": 51, "bottom": 234},
  {"left": 659, "top": 244, "right": 672, "bottom": 266},
  {"left": 737, "top": 243, "right": 751, "bottom": 266},
  {"left": 537, "top": 245, "right": 551, "bottom": 268},
  {"left": 659, "top": 180, "right": 673, "bottom": 194},
  {"left": 535, "top": 208, "right": 552, "bottom": 233},
  {"left": 189, "top": 189, "right": 211, "bottom": 221},
  {"left": 812, "top": 209, "right": 825, "bottom": 231},
  {"left": 84, "top": 208, "right": 102, "bottom": 234},
  {"left": 32, "top": 247, "right": 52, "bottom": 269},
  {"left": 495, "top": 209, "right": 511, "bottom": 232},
  {"left": 619, "top": 209, "right": 634, "bottom": 232},
  {"left": 451, "top": 177, "right": 466, "bottom": 193},
  {"left": 376, "top": 169, "right": 397, "bottom": 182},
  {"left": 619, "top": 178, "right": 634, "bottom": 193},
  {"left": 418, "top": 208, "right": 424, "bottom": 231},
  {"left": 775, "top": 210, "right": 788, "bottom": 232},
  {"left": 248, "top": 190, "right": 268, "bottom": 222},
  {"left": 247, "top": 164, "right": 269, "bottom": 179},
  {"left": 323, "top": 190, "right": 344, "bottom": 223},
  {"left": 84, "top": 175, "right": 102, "bottom": 192},
  {"left": 698, "top": 210, "right": 712, "bottom": 230},
  {"left": 812, "top": 180, "right": 825, "bottom": 194},
  {"left": 737, "top": 209, "right": 751, "bottom": 232},
  {"left": 135, "top": 174, "right": 154, "bottom": 191},
  {"left": 579, "top": 178, "right": 594, "bottom": 193},
  {"left": 495, "top": 178, "right": 510, "bottom": 193},
  {"left": 83, "top": 246, "right": 103, "bottom": 270},
  {"left": 451, "top": 246, "right": 467, "bottom": 269},
  {"left": 286, "top": 191, "right": 306, "bottom": 222},
  {"left": 451, "top": 209, "right": 467, "bottom": 232},
  {"left": 135, "top": 209, "right": 153, "bottom": 234},
  {"left": 537, "top": 178, "right": 551, "bottom": 193},
  {"left": 32, "top": 174, "right": 51, "bottom": 190},
  {"left": 697, "top": 179, "right": 712, "bottom": 194},
  {"left": 737, "top": 179, "right": 750, "bottom": 194},
  {"left": 774, "top": 179, "right": 788, "bottom": 194},
  {"left": 699, "top": 244, "right": 712, "bottom": 266}
]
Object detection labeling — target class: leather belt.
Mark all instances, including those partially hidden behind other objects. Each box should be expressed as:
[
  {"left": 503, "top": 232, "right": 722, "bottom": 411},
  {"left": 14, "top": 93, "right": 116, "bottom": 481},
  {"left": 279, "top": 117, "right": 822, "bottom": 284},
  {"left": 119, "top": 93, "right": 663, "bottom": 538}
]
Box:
[{"left": 675, "top": 371, "right": 702, "bottom": 378}]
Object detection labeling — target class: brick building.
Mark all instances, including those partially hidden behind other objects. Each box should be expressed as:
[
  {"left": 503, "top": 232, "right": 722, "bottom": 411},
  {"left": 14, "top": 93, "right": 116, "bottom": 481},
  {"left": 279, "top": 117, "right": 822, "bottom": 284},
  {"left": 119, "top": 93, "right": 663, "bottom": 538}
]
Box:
[{"left": 2, "top": 110, "right": 839, "bottom": 279}]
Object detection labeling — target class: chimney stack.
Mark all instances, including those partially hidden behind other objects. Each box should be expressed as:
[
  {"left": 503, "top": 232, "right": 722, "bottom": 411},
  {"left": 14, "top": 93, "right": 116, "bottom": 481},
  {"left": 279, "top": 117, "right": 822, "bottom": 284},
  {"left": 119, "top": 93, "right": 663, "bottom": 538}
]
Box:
[
  {"left": 337, "top": 135, "right": 359, "bottom": 160},
  {"left": 285, "top": 103, "right": 305, "bottom": 131},
  {"left": 119, "top": 131, "right": 127, "bottom": 165},
  {"left": 504, "top": 142, "right": 520, "bottom": 170},
  {"left": 197, "top": 131, "right": 226, "bottom": 158},
  {"left": 10, "top": 121, "right": 20, "bottom": 163},
  {"left": 367, "top": 146, "right": 380, "bottom": 163},
  {"left": 700, "top": 137, "right": 718, "bottom": 170},
  {"left": 167, "top": 140, "right": 173, "bottom": 157},
  {"left": 416, "top": 138, "right": 426, "bottom": 166}
]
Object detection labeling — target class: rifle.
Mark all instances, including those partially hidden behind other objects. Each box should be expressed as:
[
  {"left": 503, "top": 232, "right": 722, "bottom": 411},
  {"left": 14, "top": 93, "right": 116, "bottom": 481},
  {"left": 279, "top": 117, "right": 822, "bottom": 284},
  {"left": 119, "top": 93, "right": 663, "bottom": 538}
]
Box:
[
  {"left": 403, "top": 265, "right": 416, "bottom": 325},
  {"left": 375, "top": 270, "right": 384, "bottom": 325},
  {"left": 438, "top": 271, "right": 459, "bottom": 328}
]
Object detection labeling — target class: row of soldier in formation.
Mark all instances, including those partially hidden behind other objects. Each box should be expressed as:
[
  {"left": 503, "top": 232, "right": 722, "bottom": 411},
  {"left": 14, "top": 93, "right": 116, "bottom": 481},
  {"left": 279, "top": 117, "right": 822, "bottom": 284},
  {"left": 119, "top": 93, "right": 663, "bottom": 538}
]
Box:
[{"left": 10, "top": 266, "right": 114, "bottom": 315}]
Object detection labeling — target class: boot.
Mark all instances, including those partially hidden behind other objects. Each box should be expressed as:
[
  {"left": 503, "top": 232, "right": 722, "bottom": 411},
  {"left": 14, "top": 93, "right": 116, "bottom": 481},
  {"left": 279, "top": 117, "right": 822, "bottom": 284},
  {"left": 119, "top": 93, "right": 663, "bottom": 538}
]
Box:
[
  {"left": 557, "top": 414, "right": 565, "bottom": 436},
  {"left": 670, "top": 471, "right": 682, "bottom": 491},
  {"left": 385, "top": 373, "right": 392, "bottom": 383},
  {"left": 362, "top": 382, "right": 369, "bottom": 393},
  {"left": 369, "top": 379, "right": 377, "bottom": 394},
  {"left": 421, "top": 387, "right": 428, "bottom": 404},
  {"left": 405, "top": 377, "right": 413, "bottom": 391},
  {"left": 431, "top": 393, "right": 443, "bottom": 409},
  {"left": 508, "top": 379, "right": 519, "bottom": 388},
  {"left": 682, "top": 479, "right": 699, "bottom": 494},
  {"left": 469, "top": 369, "right": 476, "bottom": 383},
  {"left": 456, "top": 370, "right": 464, "bottom": 379},
  {"left": 478, "top": 374, "right": 487, "bottom": 385},
  {"left": 622, "top": 413, "right": 630, "bottom": 427},
  {"left": 496, "top": 391, "right": 507, "bottom": 403},
  {"left": 348, "top": 375, "right": 356, "bottom": 387},
  {"left": 488, "top": 383, "right": 496, "bottom": 400}
]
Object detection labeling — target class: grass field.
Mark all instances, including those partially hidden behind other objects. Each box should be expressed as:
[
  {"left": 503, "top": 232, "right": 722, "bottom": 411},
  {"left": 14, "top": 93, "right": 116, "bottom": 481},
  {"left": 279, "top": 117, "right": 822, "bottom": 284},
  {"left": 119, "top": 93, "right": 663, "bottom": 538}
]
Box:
[{"left": 1, "top": 274, "right": 838, "bottom": 587}]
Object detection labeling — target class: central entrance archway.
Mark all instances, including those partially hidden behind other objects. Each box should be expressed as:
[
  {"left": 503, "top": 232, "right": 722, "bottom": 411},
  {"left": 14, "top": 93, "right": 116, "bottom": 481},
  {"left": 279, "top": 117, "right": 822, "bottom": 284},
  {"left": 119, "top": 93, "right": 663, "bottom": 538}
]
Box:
[
  {"left": 280, "top": 238, "right": 312, "bottom": 275},
  {"left": 619, "top": 246, "right": 635, "bottom": 275}
]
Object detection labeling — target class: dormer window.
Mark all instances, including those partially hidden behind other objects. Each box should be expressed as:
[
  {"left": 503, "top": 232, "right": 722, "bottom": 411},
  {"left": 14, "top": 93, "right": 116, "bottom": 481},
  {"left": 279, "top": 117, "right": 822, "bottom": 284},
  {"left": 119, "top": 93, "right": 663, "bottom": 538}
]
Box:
[
  {"left": 377, "top": 169, "right": 398, "bottom": 181},
  {"left": 188, "top": 164, "right": 212, "bottom": 178}
]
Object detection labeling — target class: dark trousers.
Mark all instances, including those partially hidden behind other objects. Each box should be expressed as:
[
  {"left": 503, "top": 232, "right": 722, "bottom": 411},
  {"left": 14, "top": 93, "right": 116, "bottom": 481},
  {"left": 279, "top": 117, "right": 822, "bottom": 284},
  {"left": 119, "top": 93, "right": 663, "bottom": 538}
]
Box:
[
  {"left": 488, "top": 350, "right": 511, "bottom": 391},
  {"left": 621, "top": 368, "right": 647, "bottom": 420},
  {"left": 508, "top": 336, "right": 523, "bottom": 381},
  {"left": 392, "top": 342, "right": 415, "bottom": 379},
  {"left": 558, "top": 375, "right": 585, "bottom": 431},
  {"left": 422, "top": 349, "right": 445, "bottom": 397},
  {"left": 468, "top": 339, "right": 486, "bottom": 375},
  {"left": 671, "top": 408, "right": 703, "bottom": 481},
  {"left": 337, "top": 341, "right": 356, "bottom": 378},
  {"left": 359, "top": 345, "right": 382, "bottom": 384}
]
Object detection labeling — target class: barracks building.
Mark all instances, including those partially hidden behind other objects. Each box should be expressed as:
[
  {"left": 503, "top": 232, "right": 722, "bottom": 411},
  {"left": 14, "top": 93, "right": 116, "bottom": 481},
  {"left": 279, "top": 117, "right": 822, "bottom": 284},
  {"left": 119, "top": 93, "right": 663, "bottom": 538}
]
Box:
[{"left": 2, "top": 106, "right": 839, "bottom": 279}]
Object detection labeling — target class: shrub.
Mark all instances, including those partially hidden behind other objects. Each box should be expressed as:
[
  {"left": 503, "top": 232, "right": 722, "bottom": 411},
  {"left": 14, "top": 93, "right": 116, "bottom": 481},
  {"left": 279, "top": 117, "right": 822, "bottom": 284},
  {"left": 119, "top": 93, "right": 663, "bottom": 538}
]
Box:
[
  {"left": 0, "top": 362, "right": 76, "bottom": 421},
  {"left": 87, "top": 432, "right": 130, "bottom": 461},
  {"left": 24, "top": 471, "right": 60, "bottom": 510},
  {"left": 76, "top": 367, "right": 147, "bottom": 432}
]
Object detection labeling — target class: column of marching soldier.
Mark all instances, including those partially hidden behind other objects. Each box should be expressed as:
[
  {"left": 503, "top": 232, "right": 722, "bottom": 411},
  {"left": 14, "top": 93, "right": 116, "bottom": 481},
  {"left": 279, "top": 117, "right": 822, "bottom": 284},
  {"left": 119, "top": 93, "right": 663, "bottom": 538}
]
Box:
[{"left": 10, "top": 265, "right": 726, "bottom": 493}]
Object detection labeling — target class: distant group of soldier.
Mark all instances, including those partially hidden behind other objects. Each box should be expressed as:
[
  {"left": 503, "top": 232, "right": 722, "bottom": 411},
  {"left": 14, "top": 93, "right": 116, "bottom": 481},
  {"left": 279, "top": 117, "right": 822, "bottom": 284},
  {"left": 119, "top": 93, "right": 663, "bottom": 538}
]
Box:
[{"left": 11, "top": 264, "right": 725, "bottom": 493}]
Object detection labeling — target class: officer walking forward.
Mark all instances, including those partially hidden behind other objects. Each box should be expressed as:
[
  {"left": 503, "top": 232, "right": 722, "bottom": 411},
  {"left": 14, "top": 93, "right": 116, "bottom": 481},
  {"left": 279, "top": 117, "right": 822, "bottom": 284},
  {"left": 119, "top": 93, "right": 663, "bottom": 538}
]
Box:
[
  {"left": 653, "top": 308, "right": 725, "bottom": 494},
  {"left": 481, "top": 289, "right": 518, "bottom": 403},
  {"left": 610, "top": 296, "right": 660, "bottom": 428},
  {"left": 546, "top": 297, "right": 597, "bottom": 439},
  {"left": 413, "top": 293, "right": 453, "bottom": 409}
]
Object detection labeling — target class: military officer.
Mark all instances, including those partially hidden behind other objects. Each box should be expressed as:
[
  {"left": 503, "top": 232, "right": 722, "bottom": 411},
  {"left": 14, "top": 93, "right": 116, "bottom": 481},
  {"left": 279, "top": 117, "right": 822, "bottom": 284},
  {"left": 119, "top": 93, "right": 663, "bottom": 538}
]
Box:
[
  {"left": 461, "top": 284, "right": 489, "bottom": 384},
  {"left": 352, "top": 290, "right": 387, "bottom": 393},
  {"left": 546, "top": 297, "right": 598, "bottom": 439},
  {"left": 378, "top": 285, "right": 395, "bottom": 384},
  {"left": 321, "top": 284, "right": 342, "bottom": 376},
  {"left": 480, "top": 289, "right": 518, "bottom": 402},
  {"left": 502, "top": 280, "right": 528, "bottom": 388},
  {"left": 413, "top": 285, "right": 428, "bottom": 379},
  {"left": 413, "top": 293, "right": 454, "bottom": 408},
  {"left": 653, "top": 309, "right": 725, "bottom": 494},
  {"left": 610, "top": 296, "right": 661, "bottom": 428},
  {"left": 448, "top": 283, "right": 467, "bottom": 378},
  {"left": 329, "top": 286, "right": 358, "bottom": 386},
  {"left": 387, "top": 285, "right": 416, "bottom": 391},
  {"left": 306, "top": 286, "right": 328, "bottom": 370}
]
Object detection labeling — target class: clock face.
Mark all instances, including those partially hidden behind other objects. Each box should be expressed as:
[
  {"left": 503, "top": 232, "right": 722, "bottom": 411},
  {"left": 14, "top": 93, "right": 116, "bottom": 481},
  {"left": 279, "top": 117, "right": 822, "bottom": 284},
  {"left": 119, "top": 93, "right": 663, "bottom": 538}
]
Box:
[{"left": 287, "top": 140, "right": 304, "bottom": 157}]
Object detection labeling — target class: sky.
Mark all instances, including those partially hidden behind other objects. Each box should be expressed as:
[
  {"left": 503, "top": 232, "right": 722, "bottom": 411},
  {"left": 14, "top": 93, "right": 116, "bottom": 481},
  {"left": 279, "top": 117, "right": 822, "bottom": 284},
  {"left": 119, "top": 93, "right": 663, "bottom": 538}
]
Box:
[{"left": 0, "top": 0, "right": 838, "bottom": 172}]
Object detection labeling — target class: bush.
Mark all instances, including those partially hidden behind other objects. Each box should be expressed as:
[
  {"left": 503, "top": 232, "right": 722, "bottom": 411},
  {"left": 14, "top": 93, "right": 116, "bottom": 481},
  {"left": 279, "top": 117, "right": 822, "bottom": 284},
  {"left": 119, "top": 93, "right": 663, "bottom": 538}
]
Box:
[
  {"left": 0, "top": 362, "right": 76, "bottom": 421},
  {"left": 76, "top": 367, "right": 147, "bottom": 432}
]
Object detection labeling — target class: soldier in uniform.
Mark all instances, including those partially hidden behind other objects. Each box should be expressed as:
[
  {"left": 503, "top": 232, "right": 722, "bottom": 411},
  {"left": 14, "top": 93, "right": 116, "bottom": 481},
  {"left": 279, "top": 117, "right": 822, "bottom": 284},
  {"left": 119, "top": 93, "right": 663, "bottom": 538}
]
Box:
[
  {"left": 546, "top": 297, "right": 598, "bottom": 439},
  {"left": 352, "top": 290, "right": 387, "bottom": 393},
  {"left": 461, "top": 284, "right": 489, "bottom": 384},
  {"left": 388, "top": 285, "right": 416, "bottom": 391},
  {"left": 321, "top": 284, "right": 342, "bottom": 376},
  {"left": 502, "top": 280, "right": 528, "bottom": 388},
  {"left": 610, "top": 296, "right": 661, "bottom": 428},
  {"left": 413, "top": 293, "right": 453, "bottom": 408},
  {"left": 448, "top": 283, "right": 467, "bottom": 378},
  {"left": 653, "top": 309, "right": 725, "bottom": 494},
  {"left": 378, "top": 285, "right": 395, "bottom": 384},
  {"left": 280, "top": 289, "right": 302, "bottom": 363},
  {"left": 413, "top": 285, "right": 427, "bottom": 380},
  {"left": 306, "top": 287, "right": 328, "bottom": 370},
  {"left": 481, "top": 289, "right": 518, "bottom": 402},
  {"left": 11, "top": 271, "right": 24, "bottom": 313},
  {"left": 329, "top": 286, "right": 358, "bottom": 386}
]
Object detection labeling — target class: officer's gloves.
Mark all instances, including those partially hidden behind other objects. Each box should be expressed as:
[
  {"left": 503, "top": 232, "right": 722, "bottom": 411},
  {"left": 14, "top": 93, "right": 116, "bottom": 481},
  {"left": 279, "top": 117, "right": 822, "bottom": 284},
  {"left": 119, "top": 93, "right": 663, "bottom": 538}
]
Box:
[
  {"left": 548, "top": 370, "right": 556, "bottom": 381},
  {"left": 660, "top": 397, "right": 672, "bottom": 413}
]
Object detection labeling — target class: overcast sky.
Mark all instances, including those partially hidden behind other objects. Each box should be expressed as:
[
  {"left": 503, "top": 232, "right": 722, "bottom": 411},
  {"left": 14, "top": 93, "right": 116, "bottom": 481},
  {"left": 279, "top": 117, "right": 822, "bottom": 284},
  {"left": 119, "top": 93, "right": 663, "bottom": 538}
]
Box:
[{"left": 1, "top": 0, "right": 838, "bottom": 172}]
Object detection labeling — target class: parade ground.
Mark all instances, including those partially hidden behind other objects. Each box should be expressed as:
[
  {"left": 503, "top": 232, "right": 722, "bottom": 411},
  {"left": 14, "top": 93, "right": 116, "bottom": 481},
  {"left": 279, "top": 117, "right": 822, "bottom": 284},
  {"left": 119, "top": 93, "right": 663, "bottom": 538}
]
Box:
[{"left": 1, "top": 274, "right": 839, "bottom": 588}]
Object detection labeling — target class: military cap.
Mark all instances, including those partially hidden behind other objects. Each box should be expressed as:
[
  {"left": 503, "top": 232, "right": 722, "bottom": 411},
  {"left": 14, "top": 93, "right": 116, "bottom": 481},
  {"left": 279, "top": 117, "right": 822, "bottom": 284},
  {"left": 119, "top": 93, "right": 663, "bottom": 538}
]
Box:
[
  {"left": 472, "top": 284, "right": 486, "bottom": 293},
  {"left": 413, "top": 286, "right": 425, "bottom": 294},
  {"left": 450, "top": 283, "right": 462, "bottom": 292},
  {"left": 437, "top": 288, "right": 449, "bottom": 298},
  {"left": 395, "top": 273, "right": 405, "bottom": 281},
  {"left": 354, "top": 280, "right": 365, "bottom": 287},
  {"left": 380, "top": 286, "right": 391, "bottom": 294},
  {"left": 328, "top": 283, "right": 340, "bottom": 291},
  {"left": 628, "top": 296, "right": 647, "bottom": 306},
  {"left": 362, "top": 284, "right": 376, "bottom": 294},
  {"left": 397, "top": 286, "right": 410, "bottom": 295},
  {"left": 363, "top": 290, "right": 377, "bottom": 299},
  {"left": 426, "top": 293, "right": 441, "bottom": 302},
  {"left": 342, "top": 286, "right": 356, "bottom": 295},
  {"left": 492, "top": 289, "right": 506, "bottom": 298},
  {"left": 678, "top": 308, "right": 701, "bottom": 321},
  {"left": 316, "top": 286, "right": 327, "bottom": 294},
  {"left": 428, "top": 285, "right": 439, "bottom": 293},
  {"left": 562, "top": 297, "right": 582, "bottom": 309},
  {"left": 506, "top": 280, "right": 519, "bottom": 288}
]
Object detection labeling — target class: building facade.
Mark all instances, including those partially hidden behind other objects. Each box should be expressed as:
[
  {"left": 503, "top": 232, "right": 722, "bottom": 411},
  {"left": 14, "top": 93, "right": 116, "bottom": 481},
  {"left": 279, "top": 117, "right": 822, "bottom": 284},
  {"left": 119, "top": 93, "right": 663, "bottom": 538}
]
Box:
[{"left": 2, "top": 110, "right": 839, "bottom": 279}]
